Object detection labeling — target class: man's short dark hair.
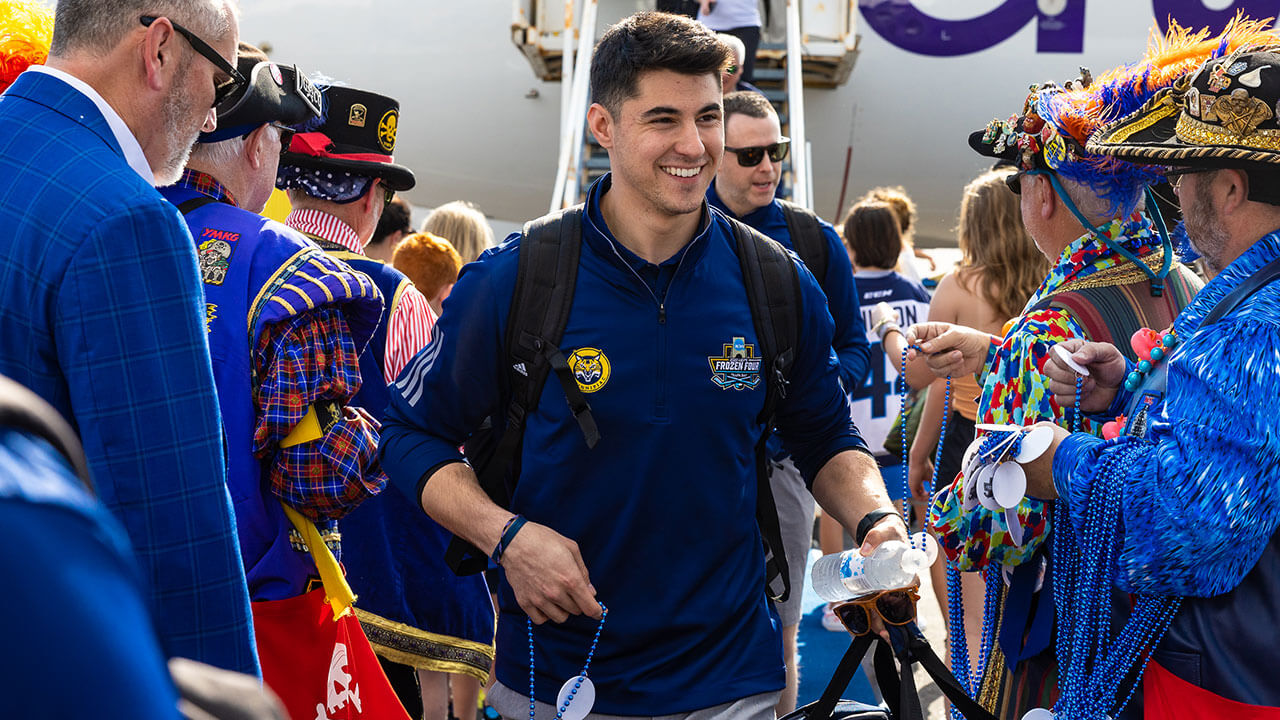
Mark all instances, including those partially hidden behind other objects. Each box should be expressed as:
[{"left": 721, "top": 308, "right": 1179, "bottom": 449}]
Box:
[
  {"left": 372, "top": 196, "right": 413, "bottom": 246},
  {"left": 723, "top": 91, "right": 776, "bottom": 123},
  {"left": 52, "top": 0, "right": 233, "bottom": 57},
  {"left": 590, "top": 12, "right": 730, "bottom": 116}
]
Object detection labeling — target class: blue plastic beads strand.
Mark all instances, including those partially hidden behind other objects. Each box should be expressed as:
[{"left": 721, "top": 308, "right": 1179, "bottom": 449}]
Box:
[{"left": 528, "top": 602, "right": 608, "bottom": 720}]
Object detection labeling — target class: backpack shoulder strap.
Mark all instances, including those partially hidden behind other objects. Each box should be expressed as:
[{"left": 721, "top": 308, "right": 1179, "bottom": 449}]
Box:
[
  {"left": 175, "top": 196, "right": 219, "bottom": 216},
  {"left": 447, "top": 206, "right": 598, "bottom": 575},
  {"left": 729, "top": 216, "right": 802, "bottom": 603},
  {"left": 779, "top": 200, "right": 829, "bottom": 284}
]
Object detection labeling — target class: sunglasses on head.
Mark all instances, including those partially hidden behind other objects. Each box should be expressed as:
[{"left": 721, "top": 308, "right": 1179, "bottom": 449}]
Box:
[
  {"left": 1005, "top": 168, "right": 1048, "bottom": 195},
  {"left": 724, "top": 137, "right": 790, "bottom": 167},
  {"left": 832, "top": 584, "right": 920, "bottom": 636},
  {"left": 140, "top": 15, "right": 246, "bottom": 108}
]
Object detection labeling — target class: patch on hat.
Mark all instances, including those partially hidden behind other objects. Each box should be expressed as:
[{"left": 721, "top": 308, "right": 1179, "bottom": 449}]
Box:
[
  {"left": 269, "top": 63, "right": 283, "bottom": 86},
  {"left": 378, "top": 109, "right": 397, "bottom": 153},
  {"left": 349, "top": 103, "right": 367, "bottom": 128}
]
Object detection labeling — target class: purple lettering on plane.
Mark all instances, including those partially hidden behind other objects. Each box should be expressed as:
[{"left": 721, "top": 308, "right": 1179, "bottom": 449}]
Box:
[
  {"left": 858, "top": 0, "right": 1086, "bottom": 57},
  {"left": 1154, "top": 0, "right": 1280, "bottom": 34}
]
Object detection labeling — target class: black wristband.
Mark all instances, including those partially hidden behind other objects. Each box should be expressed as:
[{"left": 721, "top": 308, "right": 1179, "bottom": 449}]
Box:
[{"left": 855, "top": 509, "right": 902, "bottom": 546}]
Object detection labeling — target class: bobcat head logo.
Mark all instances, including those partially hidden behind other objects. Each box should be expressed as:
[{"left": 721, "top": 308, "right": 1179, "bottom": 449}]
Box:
[{"left": 567, "top": 347, "right": 611, "bottom": 394}]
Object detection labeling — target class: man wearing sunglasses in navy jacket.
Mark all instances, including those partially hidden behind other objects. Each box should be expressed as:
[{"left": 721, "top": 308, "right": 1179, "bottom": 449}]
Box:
[
  {"left": 707, "top": 88, "right": 872, "bottom": 716},
  {"left": 380, "top": 13, "right": 903, "bottom": 720}
]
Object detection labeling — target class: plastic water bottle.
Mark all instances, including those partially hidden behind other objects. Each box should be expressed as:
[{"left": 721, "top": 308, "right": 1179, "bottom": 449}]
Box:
[{"left": 810, "top": 533, "right": 938, "bottom": 602}]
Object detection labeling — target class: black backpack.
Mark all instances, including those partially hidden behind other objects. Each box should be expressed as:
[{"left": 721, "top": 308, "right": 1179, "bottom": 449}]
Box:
[
  {"left": 446, "top": 205, "right": 804, "bottom": 602},
  {"left": 780, "top": 200, "right": 830, "bottom": 285}
]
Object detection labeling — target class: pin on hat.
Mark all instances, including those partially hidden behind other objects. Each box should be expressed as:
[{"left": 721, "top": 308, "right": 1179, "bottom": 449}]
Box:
[{"left": 279, "top": 85, "right": 415, "bottom": 191}]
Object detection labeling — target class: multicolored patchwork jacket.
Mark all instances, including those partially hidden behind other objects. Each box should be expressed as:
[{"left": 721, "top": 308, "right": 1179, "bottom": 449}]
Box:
[
  {"left": 930, "top": 214, "right": 1200, "bottom": 570},
  {"left": 161, "top": 184, "right": 385, "bottom": 601}
]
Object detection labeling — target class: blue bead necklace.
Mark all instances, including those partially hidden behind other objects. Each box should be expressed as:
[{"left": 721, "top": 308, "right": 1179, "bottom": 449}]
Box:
[
  {"left": 527, "top": 602, "right": 607, "bottom": 720},
  {"left": 1050, "top": 442, "right": 1181, "bottom": 720},
  {"left": 898, "top": 348, "right": 1086, "bottom": 719},
  {"left": 901, "top": 348, "right": 981, "bottom": 720}
]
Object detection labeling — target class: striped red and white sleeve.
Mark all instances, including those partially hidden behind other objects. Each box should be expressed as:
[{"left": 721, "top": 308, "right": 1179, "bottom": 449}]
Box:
[{"left": 383, "top": 283, "right": 436, "bottom": 383}]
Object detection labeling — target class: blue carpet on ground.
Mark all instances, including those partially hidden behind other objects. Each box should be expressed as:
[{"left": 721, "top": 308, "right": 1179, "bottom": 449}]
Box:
[{"left": 795, "top": 549, "right": 879, "bottom": 707}]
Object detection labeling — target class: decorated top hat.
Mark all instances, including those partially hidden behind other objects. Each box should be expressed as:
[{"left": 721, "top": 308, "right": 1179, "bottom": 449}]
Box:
[
  {"left": 1088, "top": 49, "right": 1280, "bottom": 170},
  {"left": 279, "top": 85, "right": 415, "bottom": 191},
  {"left": 970, "top": 18, "right": 1280, "bottom": 200},
  {"left": 199, "top": 58, "right": 322, "bottom": 143}
]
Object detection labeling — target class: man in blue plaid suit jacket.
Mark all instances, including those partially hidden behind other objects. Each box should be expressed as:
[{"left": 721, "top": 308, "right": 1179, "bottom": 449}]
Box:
[{"left": 0, "top": 0, "right": 258, "bottom": 674}]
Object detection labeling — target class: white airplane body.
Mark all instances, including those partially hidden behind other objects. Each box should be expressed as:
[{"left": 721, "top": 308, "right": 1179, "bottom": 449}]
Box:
[{"left": 239, "top": 0, "right": 1265, "bottom": 244}]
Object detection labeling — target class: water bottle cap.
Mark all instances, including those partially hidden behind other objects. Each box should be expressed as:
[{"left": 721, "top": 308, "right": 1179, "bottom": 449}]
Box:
[{"left": 900, "top": 547, "right": 928, "bottom": 575}]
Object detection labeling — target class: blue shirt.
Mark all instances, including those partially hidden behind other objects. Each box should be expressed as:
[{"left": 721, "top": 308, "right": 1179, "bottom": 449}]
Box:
[
  {"left": 1053, "top": 231, "right": 1280, "bottom": 705},
  {"left": 706, "top": 184, "right": 872, "bottom": 393},
  {"left": 380, "top": 174, "right": 867, "bottom": 714},
  {"left": 0, "top": 429, "right": 180, "bottom": 718},
  {"left": 0, "top": 71, "right": 257, "bottom": 674}
]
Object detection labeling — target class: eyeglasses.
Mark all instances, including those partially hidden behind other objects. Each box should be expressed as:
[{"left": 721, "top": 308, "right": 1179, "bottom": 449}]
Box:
[
  {"left": 139, "top": 16, "right": 246, "bottom": 108},
  {"left": 831, "top": 584, "right": 920, "bottom": 636},
  {"left": 270, "top": 123, "right": 295, "bottom": 155},
  {"left": 724, "top": 64, "right": 739, "bottom": 75},
  {"left": 724, "top": 137, "right": 790, "bottom": 167},
  {"left": 1005, "top": 168, "right": 1047, "bottom": 195},
  {"left": 382, "top": 183, "right": 395, "bottom": 209},
  {"left": 1165, "top": 166, "right": 1217, "bottom": 191}
]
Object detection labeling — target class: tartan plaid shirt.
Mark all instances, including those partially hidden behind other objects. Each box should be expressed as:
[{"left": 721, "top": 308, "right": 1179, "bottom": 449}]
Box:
[{"left": 251, "top": 307, "right": 387, "bottom": 522}]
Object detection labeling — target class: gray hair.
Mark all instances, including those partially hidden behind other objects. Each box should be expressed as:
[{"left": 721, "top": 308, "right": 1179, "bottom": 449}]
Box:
[
  {"left": 716, "top": 32, "right": 745, "bottom": 64},
  {"left": 188, "top": 132, "right": 247, "bottom": 166},
  {"left": 51, "top": 0, "right": 237, "bottom": 57}
]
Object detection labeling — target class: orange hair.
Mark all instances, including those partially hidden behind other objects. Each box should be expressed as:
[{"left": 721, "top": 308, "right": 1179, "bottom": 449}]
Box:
[{"left": 392, "top": 232, "right": 463, "bottom": 301}]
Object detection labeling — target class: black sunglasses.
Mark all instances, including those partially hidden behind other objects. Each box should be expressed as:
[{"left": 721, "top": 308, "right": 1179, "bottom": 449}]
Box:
[
  {"left": 139, "top": 16, "right": 246, "bottom": 108},
  {"left": 382, "top": 183, "right": 395, "bottom": 209},
  {"left": 724, "top": 64, "right": 739, "bottom": 75},
  {"left": 832, "top": 585, "right": 920, "bottom": 636},
  {"left": 270, "top": 123, "right": 296, "bottom": 155},
  {"left": 1005, "top": 168, "right": 1047, "bottom": 195},
  {"left": 1164, "top": 166, "right": 1217, "bottom": 190},
  {"left": 724, "top": 138, "right": 790, "bottom": 167}
]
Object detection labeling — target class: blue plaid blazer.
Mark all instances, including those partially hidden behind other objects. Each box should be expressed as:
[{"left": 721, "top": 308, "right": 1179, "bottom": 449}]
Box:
[{"left": 0, "top": 71, "right": 258, "bottom": 674}]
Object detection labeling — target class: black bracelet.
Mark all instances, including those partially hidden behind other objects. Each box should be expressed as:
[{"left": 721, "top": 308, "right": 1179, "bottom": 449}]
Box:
[
  {"left": 490, "top": 514, "right": 528, "bottom": 566},
  {"left": 855, "top": 509, "right": 902, "bottom": 546}
]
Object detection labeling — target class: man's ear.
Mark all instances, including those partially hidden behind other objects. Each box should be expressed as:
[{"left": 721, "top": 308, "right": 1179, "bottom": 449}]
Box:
[
  {"left": 362, "top": 179, "right": 380, "bottom": 215},
  {"left": 1033, "top": 174, "right": 1057, "bottom": 222},
  {"left": 587, "top": 103, "right": 615, "bottom": 150},
  {"left": 244, "top": 124, "right": 274, "bottom": 170},
  {"left": 140, "top": 18, "right": 179, "bottom": 92},
  {"left": 1218, "top": 167, "right": 1249, "bottom": 215}
]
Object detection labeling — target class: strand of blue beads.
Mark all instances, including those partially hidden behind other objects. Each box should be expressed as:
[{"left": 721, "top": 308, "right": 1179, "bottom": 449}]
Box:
[{"left": 528, "top": 602, "right": 607, "bottom": 720}]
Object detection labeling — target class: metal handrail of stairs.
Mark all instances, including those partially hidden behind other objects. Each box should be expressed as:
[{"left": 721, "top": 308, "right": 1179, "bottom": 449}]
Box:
[{"left": 549, "top": 0, "right": 597, "bottom": 212}]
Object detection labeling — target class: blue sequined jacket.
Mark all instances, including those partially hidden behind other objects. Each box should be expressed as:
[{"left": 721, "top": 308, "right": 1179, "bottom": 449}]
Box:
[{"left": 1054, "top": 230, "right": 1280, "bottom": 706}]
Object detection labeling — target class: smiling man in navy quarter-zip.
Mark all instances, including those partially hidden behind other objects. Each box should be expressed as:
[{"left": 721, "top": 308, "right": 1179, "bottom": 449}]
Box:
[{"left": 379, "top": 12, "right": 905, "bottom": 719}]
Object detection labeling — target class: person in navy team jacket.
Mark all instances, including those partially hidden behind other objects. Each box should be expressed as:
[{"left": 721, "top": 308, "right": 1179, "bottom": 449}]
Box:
[{"left": 380, "top": 13, "right": 906, "bottom": 719}]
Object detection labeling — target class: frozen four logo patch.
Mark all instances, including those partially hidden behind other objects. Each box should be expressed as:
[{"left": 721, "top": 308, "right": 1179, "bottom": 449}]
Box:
[{"left": 708, "top": 337, "right": 762, "bottom": 390}]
